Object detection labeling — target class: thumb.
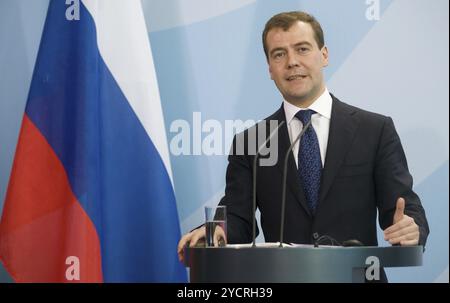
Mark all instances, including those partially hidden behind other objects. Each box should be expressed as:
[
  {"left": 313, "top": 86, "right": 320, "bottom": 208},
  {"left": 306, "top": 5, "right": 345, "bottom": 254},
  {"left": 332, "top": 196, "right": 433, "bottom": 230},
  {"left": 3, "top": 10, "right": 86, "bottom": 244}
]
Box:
[{"left": 393, "top": 197, "right": 405, "bottom": 224}]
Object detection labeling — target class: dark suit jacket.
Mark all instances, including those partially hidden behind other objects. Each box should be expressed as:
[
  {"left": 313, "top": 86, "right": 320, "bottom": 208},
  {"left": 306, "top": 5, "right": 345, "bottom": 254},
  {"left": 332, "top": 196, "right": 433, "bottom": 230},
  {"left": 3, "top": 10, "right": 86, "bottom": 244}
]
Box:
[{"left": 219, "top": 94, "right": 429, "bottom": 248}]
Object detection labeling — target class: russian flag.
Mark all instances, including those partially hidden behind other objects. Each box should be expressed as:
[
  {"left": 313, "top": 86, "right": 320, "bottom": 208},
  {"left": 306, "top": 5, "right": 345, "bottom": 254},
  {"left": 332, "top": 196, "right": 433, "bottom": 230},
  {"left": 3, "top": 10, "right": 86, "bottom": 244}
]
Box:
[{"left": 0, "top": 0, "right": 187, "bottom": 282}]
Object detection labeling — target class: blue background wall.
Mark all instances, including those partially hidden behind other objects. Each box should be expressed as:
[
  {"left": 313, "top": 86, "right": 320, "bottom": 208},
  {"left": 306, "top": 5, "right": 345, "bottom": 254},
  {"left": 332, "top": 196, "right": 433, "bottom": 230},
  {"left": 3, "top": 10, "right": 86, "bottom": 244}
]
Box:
[{"left": 0, "top": 0, "right": 448, "bottom": 282}]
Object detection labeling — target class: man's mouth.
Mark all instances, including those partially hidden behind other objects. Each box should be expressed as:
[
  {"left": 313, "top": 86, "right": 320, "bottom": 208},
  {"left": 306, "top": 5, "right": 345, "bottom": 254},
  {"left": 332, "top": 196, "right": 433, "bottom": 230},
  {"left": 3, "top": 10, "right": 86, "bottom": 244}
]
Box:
[{"left": 286, "top": 74, "right": 307, "bottom": 81}]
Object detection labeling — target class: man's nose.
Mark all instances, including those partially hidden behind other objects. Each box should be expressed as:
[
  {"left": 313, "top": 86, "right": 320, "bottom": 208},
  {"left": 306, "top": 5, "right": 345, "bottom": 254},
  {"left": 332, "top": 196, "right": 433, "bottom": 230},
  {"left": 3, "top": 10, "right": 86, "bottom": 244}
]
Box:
[{"left": 286, "top": 52, "right": 300, "bottom": 69}]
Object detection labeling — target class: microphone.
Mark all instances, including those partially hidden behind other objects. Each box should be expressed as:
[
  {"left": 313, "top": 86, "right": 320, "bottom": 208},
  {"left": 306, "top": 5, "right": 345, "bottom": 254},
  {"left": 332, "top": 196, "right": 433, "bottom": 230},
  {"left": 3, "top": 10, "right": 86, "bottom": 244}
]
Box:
[
  {"left": 279, "top": 119, "right": 312, "bottom": 247},
  {"left": 252, "top": 120, "right": 286, "bottom": 247}
]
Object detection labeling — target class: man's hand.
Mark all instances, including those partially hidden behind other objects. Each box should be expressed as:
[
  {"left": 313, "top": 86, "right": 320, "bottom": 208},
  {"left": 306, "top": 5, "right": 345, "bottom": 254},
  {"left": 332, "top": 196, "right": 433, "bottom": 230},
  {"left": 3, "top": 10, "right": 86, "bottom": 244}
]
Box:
[
  {"left": 177, "top": 226, "right": 206, "bottom": 263},
  {"left": 384, "top": 197, "right": 420, "bottom": 246},
  {"left": 177, "top": 225, "right": 227, "bottom": 263},
  {"left": 212, "top": 225, "right": 227, "bottom": 247}
]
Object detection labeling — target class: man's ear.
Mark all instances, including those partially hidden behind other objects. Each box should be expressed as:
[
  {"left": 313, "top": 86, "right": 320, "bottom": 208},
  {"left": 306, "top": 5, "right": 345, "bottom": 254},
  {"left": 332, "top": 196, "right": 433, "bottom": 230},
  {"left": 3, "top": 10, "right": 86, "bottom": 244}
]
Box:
[
  {"left": 321, "top": 46, "right": 329, "bottom": 67},
  {"left": 269, "top": 65, "right": 274, "bottom": 80}
]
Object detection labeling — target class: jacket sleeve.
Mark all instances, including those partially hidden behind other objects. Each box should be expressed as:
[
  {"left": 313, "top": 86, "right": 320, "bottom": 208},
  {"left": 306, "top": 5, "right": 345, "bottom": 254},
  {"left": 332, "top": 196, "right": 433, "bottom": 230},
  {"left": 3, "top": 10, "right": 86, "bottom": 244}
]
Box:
[
  {"left": 218, "top": 132, "right": 258, "bottom": 244},
  {"left": 374, "top": 116, "right": 430, "bottom": 247}
]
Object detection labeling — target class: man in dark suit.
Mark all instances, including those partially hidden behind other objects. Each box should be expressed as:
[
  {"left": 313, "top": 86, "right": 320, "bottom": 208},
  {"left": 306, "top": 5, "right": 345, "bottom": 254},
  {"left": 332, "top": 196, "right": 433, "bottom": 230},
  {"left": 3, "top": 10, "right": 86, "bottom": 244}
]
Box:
[{"left": 178, "top": 11, "right": 429, "bottom": 263}]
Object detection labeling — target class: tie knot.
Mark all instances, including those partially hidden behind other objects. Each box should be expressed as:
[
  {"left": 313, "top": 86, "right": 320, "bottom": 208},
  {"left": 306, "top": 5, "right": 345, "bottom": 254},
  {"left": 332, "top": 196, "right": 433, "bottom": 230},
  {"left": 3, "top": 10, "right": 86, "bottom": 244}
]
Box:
[{"left": 295, "top": 109, "right": 316, "bottom": 124}]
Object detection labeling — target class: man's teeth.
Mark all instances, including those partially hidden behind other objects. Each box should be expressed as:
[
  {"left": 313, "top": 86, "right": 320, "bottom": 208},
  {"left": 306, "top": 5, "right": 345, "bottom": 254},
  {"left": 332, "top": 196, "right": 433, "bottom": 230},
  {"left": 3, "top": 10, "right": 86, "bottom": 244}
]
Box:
[{"left": 287, "top": 75, "right": 305, "bottom": 80}]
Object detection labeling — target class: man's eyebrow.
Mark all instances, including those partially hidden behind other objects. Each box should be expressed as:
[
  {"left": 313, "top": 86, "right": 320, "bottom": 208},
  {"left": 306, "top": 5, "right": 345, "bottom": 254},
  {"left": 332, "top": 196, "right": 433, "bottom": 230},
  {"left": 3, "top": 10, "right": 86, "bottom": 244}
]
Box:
[
  {"left": 293, "top": 41, "right": 313, "bottom": 47},
  {"left": 269, "top": 41, "right": 314, "bottom": 56}
]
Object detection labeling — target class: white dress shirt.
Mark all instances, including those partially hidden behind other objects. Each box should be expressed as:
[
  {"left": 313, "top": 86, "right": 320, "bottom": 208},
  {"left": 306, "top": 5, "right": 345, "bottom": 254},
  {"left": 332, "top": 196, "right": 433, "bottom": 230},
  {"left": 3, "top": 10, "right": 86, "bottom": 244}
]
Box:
[{"left": 283, "top": 88, "right": 332, "bottom": 168}]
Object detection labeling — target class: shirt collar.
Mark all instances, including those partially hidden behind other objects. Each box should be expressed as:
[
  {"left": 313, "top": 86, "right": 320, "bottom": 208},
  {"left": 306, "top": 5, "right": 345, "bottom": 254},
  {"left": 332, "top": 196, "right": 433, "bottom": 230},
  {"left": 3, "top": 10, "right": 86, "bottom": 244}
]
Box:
[{"left": 283, "top": 88, "right": 332, "bottom": 124}]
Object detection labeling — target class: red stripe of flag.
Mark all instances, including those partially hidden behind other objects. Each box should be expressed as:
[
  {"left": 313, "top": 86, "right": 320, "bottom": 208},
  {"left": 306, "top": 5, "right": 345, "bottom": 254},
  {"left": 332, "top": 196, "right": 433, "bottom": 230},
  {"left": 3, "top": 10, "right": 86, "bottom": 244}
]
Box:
[{"left": 0, "top": 115, "right": 103, "bottom": 282}]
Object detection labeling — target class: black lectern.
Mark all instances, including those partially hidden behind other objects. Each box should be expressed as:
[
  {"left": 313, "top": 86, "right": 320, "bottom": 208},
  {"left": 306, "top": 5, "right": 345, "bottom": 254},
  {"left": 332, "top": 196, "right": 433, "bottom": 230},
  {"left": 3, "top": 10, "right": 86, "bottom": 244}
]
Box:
[{"left": 184, "top": 244, "right": 423, "bottom": 282}]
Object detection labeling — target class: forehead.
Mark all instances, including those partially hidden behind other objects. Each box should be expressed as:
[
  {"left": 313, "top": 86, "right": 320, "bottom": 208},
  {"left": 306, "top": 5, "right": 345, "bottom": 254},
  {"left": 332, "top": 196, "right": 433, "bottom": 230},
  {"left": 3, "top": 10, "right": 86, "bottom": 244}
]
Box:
[{"left": 266, "top": 21, "right": 316, "bottom": 51}]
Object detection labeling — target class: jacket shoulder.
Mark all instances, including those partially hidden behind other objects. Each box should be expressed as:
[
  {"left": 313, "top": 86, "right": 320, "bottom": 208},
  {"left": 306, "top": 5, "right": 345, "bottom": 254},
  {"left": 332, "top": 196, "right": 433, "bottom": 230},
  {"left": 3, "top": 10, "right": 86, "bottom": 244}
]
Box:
[{"left": 332, "top": 95, "right": 391, "bottom": 124}]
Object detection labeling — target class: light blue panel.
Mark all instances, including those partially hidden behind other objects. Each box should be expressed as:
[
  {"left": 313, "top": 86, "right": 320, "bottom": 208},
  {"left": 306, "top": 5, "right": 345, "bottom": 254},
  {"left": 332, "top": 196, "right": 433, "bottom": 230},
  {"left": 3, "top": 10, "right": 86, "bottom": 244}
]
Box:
[{"left": 0, "top": 0, "right": 49, "bottom": 213}]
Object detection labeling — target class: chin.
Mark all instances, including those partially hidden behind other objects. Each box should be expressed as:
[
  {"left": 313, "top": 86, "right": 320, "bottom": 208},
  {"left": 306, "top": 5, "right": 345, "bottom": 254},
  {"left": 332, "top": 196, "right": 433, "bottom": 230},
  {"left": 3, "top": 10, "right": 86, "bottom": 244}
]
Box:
[
  {"left": 286, "top": 87, "right": 310, "bottom": 97},
  {"left": 287, "top": 92, "right": 309, "bottom": 101}
]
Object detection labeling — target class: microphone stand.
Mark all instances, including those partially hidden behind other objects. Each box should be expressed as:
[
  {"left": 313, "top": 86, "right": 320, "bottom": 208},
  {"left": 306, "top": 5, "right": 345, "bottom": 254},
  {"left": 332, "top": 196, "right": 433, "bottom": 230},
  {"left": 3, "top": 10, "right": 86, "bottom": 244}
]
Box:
[
  {"left": 252, "top": 120, "right": 285, "bottom": 247},
  {"left": 279, "top": 120, "right": 312, "bottom": 247}
]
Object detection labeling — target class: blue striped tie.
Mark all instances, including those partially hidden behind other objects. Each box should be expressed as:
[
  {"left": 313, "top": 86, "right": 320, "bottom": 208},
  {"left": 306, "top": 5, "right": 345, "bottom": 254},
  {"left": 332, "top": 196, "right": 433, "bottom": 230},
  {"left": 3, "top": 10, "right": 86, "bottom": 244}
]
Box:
[{"left": 295, "top": 110, "right": 322, "bottom": 214}]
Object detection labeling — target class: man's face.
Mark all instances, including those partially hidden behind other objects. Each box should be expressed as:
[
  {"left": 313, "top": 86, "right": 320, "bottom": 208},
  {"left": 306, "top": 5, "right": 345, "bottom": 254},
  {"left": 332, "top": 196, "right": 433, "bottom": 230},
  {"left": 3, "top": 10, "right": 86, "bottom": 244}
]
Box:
[{"left": 266, "top": 21, "right": 328, "bottom": 107}]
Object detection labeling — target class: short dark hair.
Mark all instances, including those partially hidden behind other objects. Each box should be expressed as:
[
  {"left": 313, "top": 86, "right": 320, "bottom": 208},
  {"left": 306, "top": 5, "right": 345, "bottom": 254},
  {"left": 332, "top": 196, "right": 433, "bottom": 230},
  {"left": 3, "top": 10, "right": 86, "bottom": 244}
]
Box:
[{"left": 262, "top": 11, "right": 325, "bottom": 60}]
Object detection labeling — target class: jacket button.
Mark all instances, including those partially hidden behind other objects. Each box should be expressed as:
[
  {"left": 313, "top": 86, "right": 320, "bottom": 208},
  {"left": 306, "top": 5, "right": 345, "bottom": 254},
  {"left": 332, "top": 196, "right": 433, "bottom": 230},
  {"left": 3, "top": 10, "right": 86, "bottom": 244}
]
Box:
[{"left": 313, "top": 232, "right": 319, "bottom": 240}]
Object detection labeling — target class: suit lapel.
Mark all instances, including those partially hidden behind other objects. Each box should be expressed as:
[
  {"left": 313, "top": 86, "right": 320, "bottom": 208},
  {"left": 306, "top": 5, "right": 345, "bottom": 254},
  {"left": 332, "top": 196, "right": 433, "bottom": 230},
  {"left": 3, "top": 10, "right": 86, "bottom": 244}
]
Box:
[
  {"left": 272, "top": 106, "right": 312, "bottom": 217},
  {"left": 318, "top": 96, "right": 359, "bottom": 206}
]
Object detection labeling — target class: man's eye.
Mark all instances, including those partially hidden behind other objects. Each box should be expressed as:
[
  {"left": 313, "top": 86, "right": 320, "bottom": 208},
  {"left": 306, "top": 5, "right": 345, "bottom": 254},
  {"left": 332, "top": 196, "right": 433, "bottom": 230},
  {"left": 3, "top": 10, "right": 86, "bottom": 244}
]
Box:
[
  {"left": 298, "top": 47, "right": 310, "bottom": 53},
  {"left": 273, "top": 52, "right": 284, "bottom": 59}
]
